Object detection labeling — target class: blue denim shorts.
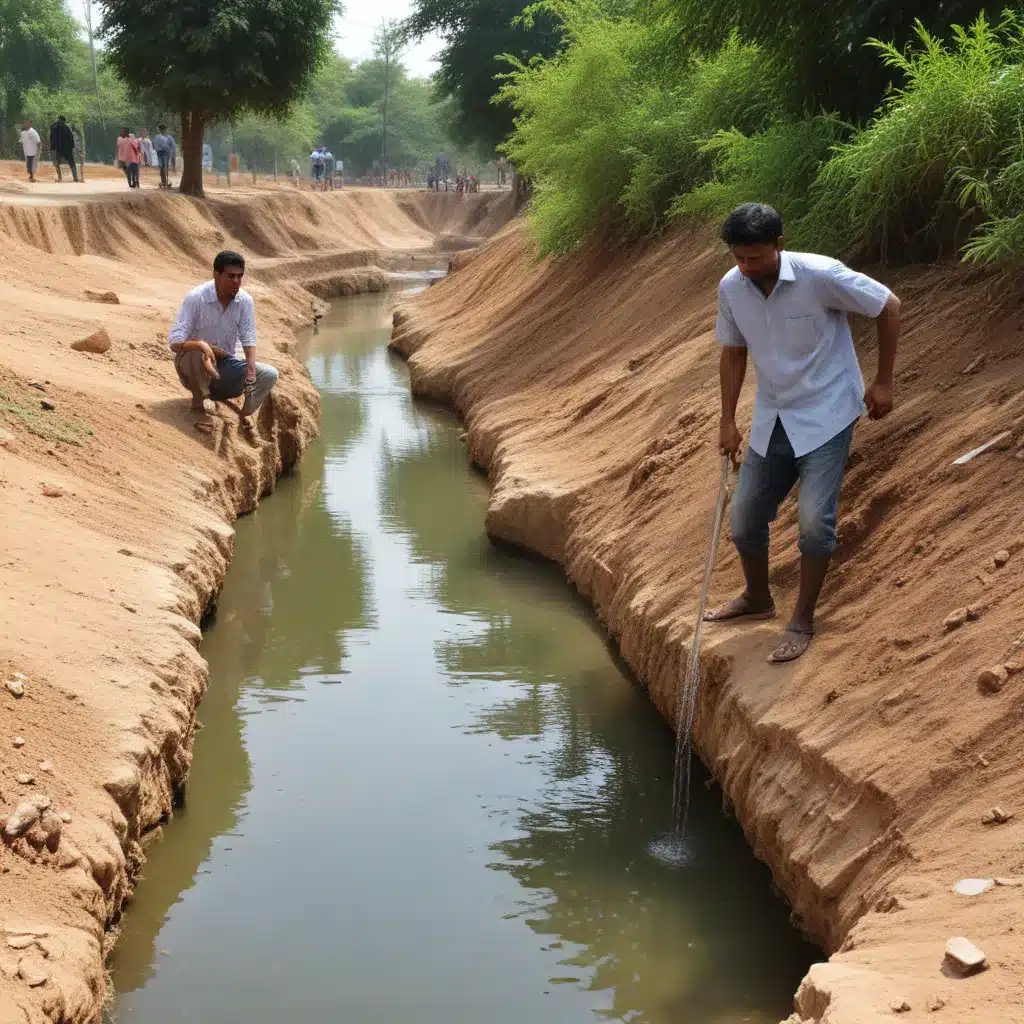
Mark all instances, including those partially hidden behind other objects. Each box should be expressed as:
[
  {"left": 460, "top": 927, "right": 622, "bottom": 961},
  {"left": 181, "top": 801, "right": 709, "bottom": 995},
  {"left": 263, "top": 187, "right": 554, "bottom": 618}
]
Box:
[
  {"left": 731, "top": 418, "right": 854, "bottom": 559},
  {"left": 209, "top": 356, "right": 248, "bottom": 400}
]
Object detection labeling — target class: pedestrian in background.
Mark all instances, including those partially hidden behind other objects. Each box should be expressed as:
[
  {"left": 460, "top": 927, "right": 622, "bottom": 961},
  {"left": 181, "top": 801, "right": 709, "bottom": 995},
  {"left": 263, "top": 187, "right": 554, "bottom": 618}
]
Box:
[
  {"left": 139, "top": 128, "right": 155, "bottom": 169},
  {"left": 153, "top": 124, "right": 175, "bottom": 188},
  {"left": 48, "top": 115, "right": 78, "bottom": 182},
  {"left": 19, "top": 120, "right": 41, "bottom": 182},
  {"left": 116, "top": 128, "right": 141, "bottom": 188}
]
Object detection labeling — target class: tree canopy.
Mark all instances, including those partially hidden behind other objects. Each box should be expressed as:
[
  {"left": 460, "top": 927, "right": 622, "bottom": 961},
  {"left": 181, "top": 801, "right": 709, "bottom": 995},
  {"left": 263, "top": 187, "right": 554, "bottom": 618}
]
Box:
[
  {"left": 0, "top": 0, "right": 79, "bottom": 153},
  {"left": 404, "top": 0, "right": 562, "bottom": 150},
  {"left": 97, "top": 0, "right": 341, "bottom": 194}
]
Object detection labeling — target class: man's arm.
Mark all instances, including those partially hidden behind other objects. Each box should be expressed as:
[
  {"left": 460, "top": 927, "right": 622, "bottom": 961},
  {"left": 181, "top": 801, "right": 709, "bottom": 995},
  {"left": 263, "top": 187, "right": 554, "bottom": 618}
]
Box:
[
  {"left": 168, "top": 292, "right": 220, "bottom": 378},
  {"left": 820, "top": 263, "right": 901, "bottom": 421},
  {"left": 715, "top": 284, "right": 748, "bottom": 468},
  {"left": 239, "top": 295, "right": 258, "bottom": 383},
  {"left": 866, "top": 292, "right": 900, "bottom": 419}
]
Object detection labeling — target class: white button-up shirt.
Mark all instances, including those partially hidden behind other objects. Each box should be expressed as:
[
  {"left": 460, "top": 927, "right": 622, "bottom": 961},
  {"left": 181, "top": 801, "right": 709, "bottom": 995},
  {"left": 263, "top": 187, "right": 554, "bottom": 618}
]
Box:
[
  {"left": 716, "top": 250, "right": 891, "bottom": 457},
  {"left": 168, "top": 280, "right": 257, "bottom": 359}
]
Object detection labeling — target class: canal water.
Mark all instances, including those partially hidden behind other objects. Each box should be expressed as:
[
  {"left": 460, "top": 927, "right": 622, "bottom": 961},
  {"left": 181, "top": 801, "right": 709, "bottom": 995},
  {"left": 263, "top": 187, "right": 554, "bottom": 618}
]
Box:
[{"left": 106, "top": 282, "right": 817, "bottom": 1023}]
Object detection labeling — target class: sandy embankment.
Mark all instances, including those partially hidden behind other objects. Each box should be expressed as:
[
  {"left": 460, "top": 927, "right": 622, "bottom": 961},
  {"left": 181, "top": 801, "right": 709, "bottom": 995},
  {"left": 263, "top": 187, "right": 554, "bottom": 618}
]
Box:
[
  {"left": 391, "top": 223, "right": 1024, "bottom": 1023},
  {"left": 0, "top": 185, "right": 512, "bottom": 1023}
]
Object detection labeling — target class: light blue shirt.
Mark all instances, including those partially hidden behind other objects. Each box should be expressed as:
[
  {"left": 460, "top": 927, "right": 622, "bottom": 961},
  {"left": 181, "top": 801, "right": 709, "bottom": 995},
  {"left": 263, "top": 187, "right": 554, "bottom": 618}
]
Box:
[
  {"left": 168, "top": 280, "right": 256, "bottom": 359},
  {"left": 716, "top": 251, "right": 891, "bottom": 458}
]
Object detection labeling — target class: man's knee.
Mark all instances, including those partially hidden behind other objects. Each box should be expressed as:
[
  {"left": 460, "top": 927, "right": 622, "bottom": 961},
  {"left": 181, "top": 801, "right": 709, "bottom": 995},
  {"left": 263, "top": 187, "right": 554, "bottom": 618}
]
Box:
[
  {"left": 175, "top": 350, "right": 208, "bottom": 393},
  {"left": 730, "top": 489, "right": 770, "bottom": 554},
  {"left": 797, "top": 510, "right": 838, "bottom": 559}
]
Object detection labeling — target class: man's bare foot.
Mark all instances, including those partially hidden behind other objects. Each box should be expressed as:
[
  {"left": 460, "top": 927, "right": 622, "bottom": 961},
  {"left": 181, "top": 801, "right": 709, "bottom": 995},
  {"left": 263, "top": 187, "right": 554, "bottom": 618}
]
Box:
[
  {"left": 703, "top": 593, "right": 776, "bottom": 623},
  {"left": 767, "top": 626, "right": 814, "bottom": 664}
]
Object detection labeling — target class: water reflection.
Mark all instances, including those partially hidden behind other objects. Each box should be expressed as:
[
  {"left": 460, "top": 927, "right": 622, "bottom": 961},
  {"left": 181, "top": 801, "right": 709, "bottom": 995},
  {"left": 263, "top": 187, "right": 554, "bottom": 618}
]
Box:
[{"left": 107, "top": 286, "right": 815, "bottom": 1024}]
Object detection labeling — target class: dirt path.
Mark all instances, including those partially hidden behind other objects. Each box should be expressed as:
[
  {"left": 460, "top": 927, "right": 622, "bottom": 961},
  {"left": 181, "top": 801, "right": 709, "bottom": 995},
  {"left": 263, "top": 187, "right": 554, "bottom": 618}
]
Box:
[
  {"left": 391, "top": 224, "right": 1024, "bottom": 1023},
  {"left": 0, "top": 184, "right": 513, "bottom": 1022}
]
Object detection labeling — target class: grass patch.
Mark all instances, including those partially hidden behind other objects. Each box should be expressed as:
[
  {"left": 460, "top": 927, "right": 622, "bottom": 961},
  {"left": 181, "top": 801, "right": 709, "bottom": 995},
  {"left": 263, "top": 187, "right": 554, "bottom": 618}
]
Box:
[{"left": 0, "top": 388, "right": 94, "bottom": 446}]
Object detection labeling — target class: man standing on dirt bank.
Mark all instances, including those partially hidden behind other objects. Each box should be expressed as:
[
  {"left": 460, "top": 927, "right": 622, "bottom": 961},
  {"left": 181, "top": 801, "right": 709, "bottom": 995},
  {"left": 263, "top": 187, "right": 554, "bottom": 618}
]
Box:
[
  {"left": 48, "top": 115, "right": 78, "bottom": 182},
  {"left": 168, "top": 250, "right": 279, "bottom": 423},
  {"left": 153, "top": 125, "right": 174, "bottom": 188},
  {"left": 19, "top": 120, "right": 41, "bottom": 182},
  {"left": 705, "top": 202, "right": 901, "bottom": 663}
]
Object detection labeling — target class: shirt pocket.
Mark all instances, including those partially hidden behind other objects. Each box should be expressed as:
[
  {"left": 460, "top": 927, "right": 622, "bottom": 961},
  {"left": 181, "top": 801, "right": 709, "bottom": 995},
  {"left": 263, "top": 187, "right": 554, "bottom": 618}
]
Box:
[{"left": 784, "top": 316, "right": 819, "bottom": 358}]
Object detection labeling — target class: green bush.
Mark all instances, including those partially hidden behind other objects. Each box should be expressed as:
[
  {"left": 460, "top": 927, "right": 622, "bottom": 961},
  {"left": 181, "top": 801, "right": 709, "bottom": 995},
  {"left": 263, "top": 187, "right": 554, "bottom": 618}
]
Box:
[
  {"left": 499, "top": 11, "right": 795, "bottom": 253},
  {"left": 802, "top": 13, "right": 1024, "bottom": 262},
  {"left": 672, "top": 115, "right": 849, "bottom": 245}
]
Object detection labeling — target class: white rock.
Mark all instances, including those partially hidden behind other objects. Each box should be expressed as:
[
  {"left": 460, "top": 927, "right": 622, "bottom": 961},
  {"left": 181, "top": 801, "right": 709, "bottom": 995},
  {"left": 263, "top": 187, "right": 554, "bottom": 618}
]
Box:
[
  {"left": 12, "top": 737, "right": 24, "bottom": 749},
  {"left": 17, "top": 953, "right": 49, "bottom": 987},
  {"left": 5, "top": 680, "right": 24, "bottom": 698},
  {"left": 944, "top": 936, "right": 987, "bottom": 973},
  {"left": 953, "top": 878, "right": 994, "bottom": 896}
]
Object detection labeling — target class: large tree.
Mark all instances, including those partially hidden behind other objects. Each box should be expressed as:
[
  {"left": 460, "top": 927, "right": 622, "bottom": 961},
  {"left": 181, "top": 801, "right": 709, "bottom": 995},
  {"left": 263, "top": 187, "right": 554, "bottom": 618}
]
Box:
[
  {"left": 0, "top": 0, "right": 78, "bottom": 154},
  {"left": 98, "top": 0, "right": 340, "bottom": 195},
  {"left": 404, "top": 0, "right": 562, "bottom": 151}
]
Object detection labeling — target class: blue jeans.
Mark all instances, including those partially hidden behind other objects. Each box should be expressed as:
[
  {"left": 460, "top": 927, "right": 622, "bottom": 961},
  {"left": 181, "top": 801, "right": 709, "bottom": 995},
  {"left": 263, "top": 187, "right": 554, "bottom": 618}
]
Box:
[
  {"left": 157, "top": 150, "right": 171, "bottom": 186},
  {"left": 731, "top": 418, "right": 854, "bottom": 560}
]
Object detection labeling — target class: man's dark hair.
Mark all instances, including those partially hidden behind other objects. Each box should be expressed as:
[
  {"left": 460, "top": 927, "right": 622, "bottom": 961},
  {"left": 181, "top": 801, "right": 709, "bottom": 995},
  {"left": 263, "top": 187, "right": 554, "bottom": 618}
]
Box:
[
  {"left": 720, "top": 203, "right": 783, "bottom": 246},
  {"left": 158, "top": 123, "right": 166, "bottom": 132},
  {"left": 58, "top": 115, "right": 66, "bottom": 123},
  {"left": 213, "top": 250, "right": 246, "bottom": 274}
]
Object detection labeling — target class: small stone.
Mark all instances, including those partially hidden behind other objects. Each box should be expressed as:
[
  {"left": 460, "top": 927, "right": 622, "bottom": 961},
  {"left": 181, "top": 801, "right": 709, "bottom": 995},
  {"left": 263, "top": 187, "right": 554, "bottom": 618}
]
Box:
[
  {"left": 943, "top": 608, "right": 968, "bottom": 632},
  {"left": 0, "top": 428, "right": 14, "bottom": 444},
  {"left": 992, "top": 549, "right": 1010, "bottom": 568},
  {"left": 4, "top": 796, "right": 49, "bottom": 839},
  {"left": 83, "top": 288, "right": 120, "bottom": 304},
  {"left": 966, "top": 604, "right": 984, "bottom": 621},
  {"left": 17, "top": 953, "right": 49, "bottom": 987},
  {"left": 28, "top": 382, "right": 46, "bottom": 392},
  {"left": 13, "top": 737, "right": 24, "bottom": 748},
  {"left": 58, "top": 812, "right": 72, "bottom": 824},
  {"left": 824, "top": 688, "right": 839, "bottom": 705},
  {"left": 117, "top": 548, "right": 134, "bottom": 557},
  {"left": 5, "top": 680, "right": 25, "bottom": 698},
  {"left": 962, "top": 354, "right": 985, "bottom": 375},
  {"left": 982, "top": 806, "right": 1013, "bottom": 825},
  {"left": 41, "top": 484, "right": 64, "bottom": 498},
  {"left": 977, "top": 665, "right": 1009, "bottom": 693},
  {"left": 926, "top": 995, "right": 946, "bottom": 1012},
  {"left": 953, "top": 878, "right": 993, "bottom": 896},
  {"left": 15, "top": 774, "right": 34, "bottom": 786},
  {"left": 38, "top": 810, "right": 62, "bottom": 852},
  {"left": 40, "top": 400, "right": 55, "bottom": 411},
  {"left": 894, "top": 575, "right": 906, "bottom": 588},
  {"left": 995, "top": 876, "right": 1023, "bottom": 887},
  {"left": 38, "top": 761, "right": 53, "bottom": 775},
  {"left": 121, "top": 603, "right": 137, "bottom": 614},
  {"left": 1005, "top": 658, "right": 1024, "bottom": 675},
  {"left": 5, "top": 936, "right": 34, "bottom": 951},
  {"left": 977, "top": 754, "right": 990, "bottom": 767},
  {"left": 944, "top": 936, "right": 987, "bottom": 973},
  {"left": 890, "top": 999, "right": 911, "bottom": 1013},
  {"left": 70, "top": 328, "right": 112, "bottom": 355}
]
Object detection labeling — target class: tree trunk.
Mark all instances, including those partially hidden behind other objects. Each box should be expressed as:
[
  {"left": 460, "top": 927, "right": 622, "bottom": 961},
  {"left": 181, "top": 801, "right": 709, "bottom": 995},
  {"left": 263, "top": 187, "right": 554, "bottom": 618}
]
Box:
[{"left": 179, "top": 109, "right": 206, "bottom": 197}]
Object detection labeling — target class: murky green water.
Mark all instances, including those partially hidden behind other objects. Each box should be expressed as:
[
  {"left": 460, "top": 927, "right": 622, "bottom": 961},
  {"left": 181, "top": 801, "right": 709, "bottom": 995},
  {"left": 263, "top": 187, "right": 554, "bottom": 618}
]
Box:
[{"left": 107, "top": 284, "right": 817, "bottom": 1023}]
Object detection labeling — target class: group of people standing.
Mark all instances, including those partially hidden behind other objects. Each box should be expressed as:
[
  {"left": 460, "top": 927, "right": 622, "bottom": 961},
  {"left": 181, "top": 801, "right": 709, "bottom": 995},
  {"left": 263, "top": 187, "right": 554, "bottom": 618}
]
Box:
[
  {"left": 309, "top": 146, "right": 342, "bottom": 190},
  {"left": 116, "top": 126, "right": 177, "bottom": 189},
  {"left": 18, "top": 118, "right": 82, "bottom": 184}
]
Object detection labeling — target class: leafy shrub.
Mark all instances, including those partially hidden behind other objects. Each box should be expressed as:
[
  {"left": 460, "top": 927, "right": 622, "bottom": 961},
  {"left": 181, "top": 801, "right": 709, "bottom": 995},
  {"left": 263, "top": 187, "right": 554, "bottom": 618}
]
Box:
[
  {"left": 802, "top": 14, "right": 1024, "bottom": 261},
  {"left": 672, "top": 115, "right": 849, "bottom": 246},
  {"left": 499, "top": 10, "right": 795, "bottom": 253}
]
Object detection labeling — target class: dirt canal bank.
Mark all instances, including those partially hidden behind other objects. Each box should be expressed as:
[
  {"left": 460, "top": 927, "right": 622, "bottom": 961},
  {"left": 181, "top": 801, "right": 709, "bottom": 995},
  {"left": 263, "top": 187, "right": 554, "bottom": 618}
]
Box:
[
  {"left": 0, "top": 185, "right": 512, "bottom": 1022},
  {"left": 104, "top": 286, "right": 816, "bottom": 1022},
  {"left": 391, "top": 222, "right": 1024, "bottom": 1022}
]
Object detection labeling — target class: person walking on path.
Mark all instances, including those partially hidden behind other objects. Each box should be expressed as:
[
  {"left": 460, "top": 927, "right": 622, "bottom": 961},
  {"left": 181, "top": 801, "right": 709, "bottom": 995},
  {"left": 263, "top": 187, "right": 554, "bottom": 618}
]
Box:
[
  {"left": 48, "top": 115, "right": 78, "bottom": 182},
  {"left": 168, "top": 250, "right": 279, "bottom": 425},
  {"left": 703, "top": 202, "right": 901, "bottom": 663},
  {"left": 19, "top": 120, "right": 41, "bottom": 182},
  {"left": 153, "top": 125, "right": 175, "bottom": 188},
  {"left": 139, "top": 128, "right": 155, "bottom": 168},
  {"left": 116, "top": 128, "right": 141, "bottom": 188}
]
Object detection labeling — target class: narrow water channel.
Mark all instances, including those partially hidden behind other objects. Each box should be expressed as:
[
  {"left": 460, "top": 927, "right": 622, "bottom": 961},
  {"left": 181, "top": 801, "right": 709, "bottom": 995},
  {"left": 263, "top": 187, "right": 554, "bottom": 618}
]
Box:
[{"left": 106, "top": 281, "right": 817, "bottom": 1023}]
